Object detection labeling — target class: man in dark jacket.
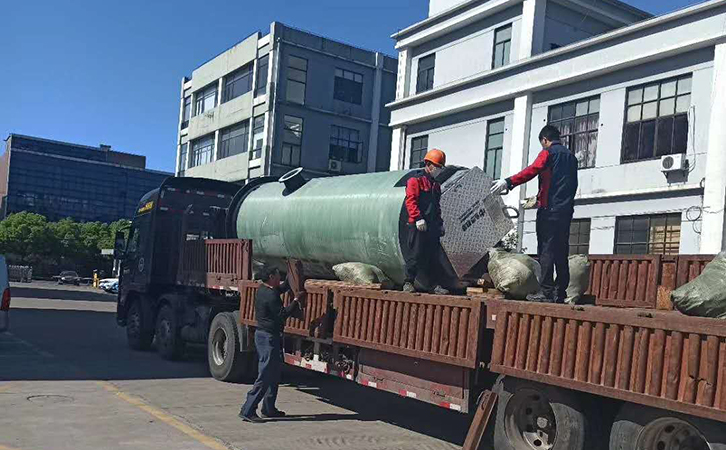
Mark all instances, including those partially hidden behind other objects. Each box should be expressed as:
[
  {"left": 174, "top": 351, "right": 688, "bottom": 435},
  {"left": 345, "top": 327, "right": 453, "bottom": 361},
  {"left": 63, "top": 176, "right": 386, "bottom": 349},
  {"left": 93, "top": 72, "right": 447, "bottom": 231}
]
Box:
[
  {"left": 239, "top": 266, "right": 301, "bottom": 423},
  {"left": 491, "top": 125, "right": 578, "bottom": 303},
  {"left": 403, "top": 149, "right": 449, "bottom": 295}
]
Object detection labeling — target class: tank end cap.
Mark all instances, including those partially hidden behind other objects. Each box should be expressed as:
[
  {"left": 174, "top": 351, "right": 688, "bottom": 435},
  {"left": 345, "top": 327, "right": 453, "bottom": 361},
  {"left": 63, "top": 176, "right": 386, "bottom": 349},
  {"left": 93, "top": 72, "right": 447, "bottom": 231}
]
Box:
[{"left": 279, "top": 167, "right": 306, "bottom": 195}]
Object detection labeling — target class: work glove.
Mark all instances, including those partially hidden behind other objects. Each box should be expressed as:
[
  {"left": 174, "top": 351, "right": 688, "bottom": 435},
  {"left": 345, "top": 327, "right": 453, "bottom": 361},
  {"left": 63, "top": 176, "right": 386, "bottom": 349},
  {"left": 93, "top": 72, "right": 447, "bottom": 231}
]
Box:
[
  {"left": 415, "top": 219, "right": 428, "bottom": 232},
  {"left": 490, "top": 179, "right": 508, "bottom": 195}
]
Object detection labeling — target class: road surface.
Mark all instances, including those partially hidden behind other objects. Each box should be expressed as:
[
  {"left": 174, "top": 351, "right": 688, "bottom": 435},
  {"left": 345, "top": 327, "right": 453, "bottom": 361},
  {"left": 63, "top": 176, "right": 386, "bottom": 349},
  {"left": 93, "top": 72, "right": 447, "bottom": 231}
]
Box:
[{"left": 0, "top": 282, "right": 470, "bottom": 450}]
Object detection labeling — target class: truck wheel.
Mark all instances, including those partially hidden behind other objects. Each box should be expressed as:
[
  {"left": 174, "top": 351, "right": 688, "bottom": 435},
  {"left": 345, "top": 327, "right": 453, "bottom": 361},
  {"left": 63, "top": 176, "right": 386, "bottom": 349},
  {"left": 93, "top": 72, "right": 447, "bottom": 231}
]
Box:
[
  {"left": 492, "top": 376, "right": 592, "bottom": 450},
  {"left": 610, "top": 404, "right": 726, "bottom": 450},
  {"left": 126, "top": 300, "right": 153, "bottom": 351},
  {"left": 208, "top": 312, "right": 252, "bottom": 382},
  {"left": 156, "top": 305, "right": 184, "bottom": 360}
]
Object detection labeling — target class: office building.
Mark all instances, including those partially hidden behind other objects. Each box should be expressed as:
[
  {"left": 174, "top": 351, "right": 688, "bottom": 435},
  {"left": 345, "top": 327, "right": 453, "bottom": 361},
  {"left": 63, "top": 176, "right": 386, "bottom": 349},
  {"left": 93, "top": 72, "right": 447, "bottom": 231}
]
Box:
[
  {"left": 388, "top": 0, "right": 726, "bottom": 254},
  {"left": 0, "top": 134, "right": 172, "bottom": 222},
  {"left": 176, "top": 22, "right": 398, "bottom": 182}
]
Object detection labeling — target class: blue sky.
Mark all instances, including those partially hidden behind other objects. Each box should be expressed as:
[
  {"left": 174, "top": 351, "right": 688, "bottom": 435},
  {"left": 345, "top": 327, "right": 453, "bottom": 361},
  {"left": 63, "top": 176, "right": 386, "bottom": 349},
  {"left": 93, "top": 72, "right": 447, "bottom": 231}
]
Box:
[{"left": 0, "top": 0, "right": 703, "bottom": 172}]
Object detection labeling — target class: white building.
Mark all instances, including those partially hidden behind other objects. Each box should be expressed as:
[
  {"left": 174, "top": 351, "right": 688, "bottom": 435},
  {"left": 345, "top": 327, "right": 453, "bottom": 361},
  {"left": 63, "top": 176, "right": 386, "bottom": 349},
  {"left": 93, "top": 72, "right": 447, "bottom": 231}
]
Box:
[{"left": 388, "top": 0, "right": 726, "bottom": 256}]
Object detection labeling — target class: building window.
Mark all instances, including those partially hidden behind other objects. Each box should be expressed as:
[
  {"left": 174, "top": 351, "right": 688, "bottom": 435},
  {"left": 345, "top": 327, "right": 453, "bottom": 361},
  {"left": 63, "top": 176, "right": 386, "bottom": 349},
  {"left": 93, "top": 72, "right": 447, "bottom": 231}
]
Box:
[
  {"left": 334, "top": 68, "right": 363, "bottom": 105},
  {"left": 190, "top": 134, "right": 215, "bottom": 167},
  {"left": 569, "top": 219, "right": 591, "bottom": 255},
  {"left": 548, "top": 96, "right": 600, "bottom": 169},
  {"left": 282, "top": 116, "right": 303, "bottom": 166},
  {"left": 615, "top": 213, "right": 681, "bottom": 255},
  {"left": 286, "top": 56, "right": 307, "bottom": 104},
  {"left": 410, "top": 135, "right": 428, "bottom": 168},
  {"left": 255, "top": 54, "right": 269, "bottom": 96},
  {"left": 223, "top": 64, "right": 253, "bottom": 103},
  {"left": 251, "top": 115, "right": 265, "bottom": 160},
  {"left": 219, "top": 121, "right": 250, "bottom": 159},
  {"left": 194, "top": 84, "right": 217, "bottom": 116},
  {"left": 485, "top": 118, "right": 505, "bottom": 178},
  {"left": 181, "top": 92, "right": 191, "bottom": 129},
  {"left": 178, "top": 143, "right": 188, "bottom": 176},
  {"left": 416, "top": 54, "right": 435, "bottom": 93},
  {"left": 492, "top": 25, "right": 512, "bottom": 69},
  {"left": 622, "top": 75, "right": 691, "bottom": 163},
  {"left": 329, "top": 125, "right": 363, "bottom": 163}
]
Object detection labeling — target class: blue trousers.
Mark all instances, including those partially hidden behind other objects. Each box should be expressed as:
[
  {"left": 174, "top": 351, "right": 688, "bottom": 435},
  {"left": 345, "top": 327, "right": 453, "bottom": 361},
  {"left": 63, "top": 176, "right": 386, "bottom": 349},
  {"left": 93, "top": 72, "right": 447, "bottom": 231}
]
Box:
[{"left": 240, "top": 329, "right": 283, "bottom": 416}]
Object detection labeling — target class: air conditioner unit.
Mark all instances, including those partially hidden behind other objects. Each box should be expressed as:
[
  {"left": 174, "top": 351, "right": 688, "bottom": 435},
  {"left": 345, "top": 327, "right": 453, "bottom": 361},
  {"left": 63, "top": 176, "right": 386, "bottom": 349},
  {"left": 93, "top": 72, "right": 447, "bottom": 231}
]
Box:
[
  {"left": 660, "top": 154, "right": 687, "bottom": 173},
  {"left": 328, "top": 159, "right": 342, "bottom": 172}
]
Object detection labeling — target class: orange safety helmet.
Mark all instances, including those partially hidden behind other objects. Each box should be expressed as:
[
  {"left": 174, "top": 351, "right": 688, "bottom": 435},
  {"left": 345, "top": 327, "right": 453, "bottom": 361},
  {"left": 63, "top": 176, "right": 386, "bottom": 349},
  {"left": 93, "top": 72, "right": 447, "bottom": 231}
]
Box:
[{"left": 423, "top": 149, "right": 446, "bottom": 167}]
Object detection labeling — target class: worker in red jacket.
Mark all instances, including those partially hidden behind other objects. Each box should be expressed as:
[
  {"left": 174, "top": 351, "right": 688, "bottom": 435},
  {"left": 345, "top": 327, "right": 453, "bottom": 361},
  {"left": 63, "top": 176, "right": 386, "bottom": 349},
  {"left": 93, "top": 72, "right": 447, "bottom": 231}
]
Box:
[
  {"left": 491, "top": 125, "right": 578, "bottom": 303},
  {"left": 403, "top": 149, "right": 449, "bottom": 295}
]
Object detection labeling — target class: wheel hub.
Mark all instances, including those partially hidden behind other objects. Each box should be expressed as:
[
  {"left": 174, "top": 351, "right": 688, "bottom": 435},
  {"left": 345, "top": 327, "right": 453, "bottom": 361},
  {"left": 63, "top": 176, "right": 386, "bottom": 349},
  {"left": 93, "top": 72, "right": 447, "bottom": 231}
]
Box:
[
  {"left": 504, "top": 388, "right": 557, "bottom": 450},
  {"left": 637, "top": 418, "right": 709, "bottom": 450},
  {"left": 212, "top": 328, "right": 228, "bottom": 366}
]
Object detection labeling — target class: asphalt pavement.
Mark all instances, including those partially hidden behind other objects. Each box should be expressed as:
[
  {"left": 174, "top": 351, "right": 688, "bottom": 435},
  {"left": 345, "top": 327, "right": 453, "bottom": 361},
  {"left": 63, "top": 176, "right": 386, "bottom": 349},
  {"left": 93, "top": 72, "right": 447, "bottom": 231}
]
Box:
[{"left": 0, "top": 281, "right": 469, "bottom": 450}]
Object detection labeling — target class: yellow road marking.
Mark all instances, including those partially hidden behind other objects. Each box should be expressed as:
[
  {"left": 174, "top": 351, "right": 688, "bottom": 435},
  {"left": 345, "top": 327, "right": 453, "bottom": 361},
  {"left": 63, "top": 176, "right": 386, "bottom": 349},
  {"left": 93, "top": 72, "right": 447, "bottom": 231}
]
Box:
[
  {"left": 98, "top": 382, "right": 230, "bottom": 450},
  {"left": 0, "top": 445, "right": 23, "bottom": 450},
  {"left": 0, "top": 384, "right": 12, "bottom": 393}
]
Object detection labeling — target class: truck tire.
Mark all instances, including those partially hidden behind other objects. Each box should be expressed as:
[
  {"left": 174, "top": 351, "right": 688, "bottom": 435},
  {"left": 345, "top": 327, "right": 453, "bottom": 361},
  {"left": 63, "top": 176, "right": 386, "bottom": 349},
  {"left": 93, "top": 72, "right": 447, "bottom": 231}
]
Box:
[
  {"left": 156, "top": 305, "right": 184, "bottom": 360},
  {"left": 126, "top": 300, "right": 153, "bottom": 351},
  {"left": 208, "top": 312, "right": 252, "bottom": 382},
  {"left": 610, "top": 403, "right": 726, "bottom": 450},
  {"left": 492, "top": 376, "right": 594, "bottom": 450}
]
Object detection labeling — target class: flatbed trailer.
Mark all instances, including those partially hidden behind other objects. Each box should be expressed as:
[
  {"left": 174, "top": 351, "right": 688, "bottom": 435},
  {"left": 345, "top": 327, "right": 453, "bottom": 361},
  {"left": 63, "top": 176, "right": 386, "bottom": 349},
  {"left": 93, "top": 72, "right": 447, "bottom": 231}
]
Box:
[{"left": 180, "top": 238, "right": 726, "bottom": 450}]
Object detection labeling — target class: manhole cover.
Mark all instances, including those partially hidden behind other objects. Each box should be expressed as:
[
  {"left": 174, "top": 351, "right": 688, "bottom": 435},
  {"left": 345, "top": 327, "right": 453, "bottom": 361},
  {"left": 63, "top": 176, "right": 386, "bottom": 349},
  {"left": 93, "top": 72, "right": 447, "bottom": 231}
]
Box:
[{"left": 27, "top": 394, "right": 75, "bottom": 405}]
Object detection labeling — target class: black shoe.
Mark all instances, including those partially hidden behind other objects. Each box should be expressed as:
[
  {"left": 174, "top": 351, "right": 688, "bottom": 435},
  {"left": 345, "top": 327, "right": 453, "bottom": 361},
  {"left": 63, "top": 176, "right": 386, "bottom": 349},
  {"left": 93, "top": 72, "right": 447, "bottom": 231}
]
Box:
[
  {"left": 432, "top": 285, "right": 450, "bottom": 295},
  {"left": 239, "top": 412, "right": 263, "bottom": 423},
  {"left": 261, "top": 409, "right": 286, "bottom": 418},
  {"left": 526, "top": 292, "right": 555, "bottom": 303},
  {"left": 402, "top": 282, "right": 415, "bottom": 293}
]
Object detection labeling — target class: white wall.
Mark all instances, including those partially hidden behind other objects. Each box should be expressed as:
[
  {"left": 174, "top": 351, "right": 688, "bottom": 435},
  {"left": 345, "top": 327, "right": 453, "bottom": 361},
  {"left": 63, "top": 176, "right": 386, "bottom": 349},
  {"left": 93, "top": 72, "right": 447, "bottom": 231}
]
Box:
[{"left": 429, "top": 0, "right": 468, "bottom": 16}]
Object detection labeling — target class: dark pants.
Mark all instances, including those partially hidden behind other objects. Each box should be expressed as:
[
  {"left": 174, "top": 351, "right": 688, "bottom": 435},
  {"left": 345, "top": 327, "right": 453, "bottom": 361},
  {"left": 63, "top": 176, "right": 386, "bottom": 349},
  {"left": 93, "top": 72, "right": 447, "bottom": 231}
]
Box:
[
  {"left": 404, "top": 225, "right": 442, "bottom": 286},
  {"left": 240, "top": 330, "right": 282, "bottom": 416},
  {"left": 537, "top": 210, "right": 573, "bottom": 301}
]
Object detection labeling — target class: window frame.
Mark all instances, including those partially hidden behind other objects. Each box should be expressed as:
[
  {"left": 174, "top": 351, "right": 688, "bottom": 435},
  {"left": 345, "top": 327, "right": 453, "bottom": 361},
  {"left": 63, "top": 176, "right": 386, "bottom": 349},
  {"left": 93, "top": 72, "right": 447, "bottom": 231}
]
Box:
[
  {"left": 620, "top": 74, "right": 692, "bottom": 164},
  {"left": 333, "top": 68, "right": 364, "bottom": 105},
  {"left": 218, "top": 121, "right": 250, "bottom": 159},
  {"left": 190, "top": 134, "right": 215, "bottom": 168},
  {"left": 181, "top": 95, "right": 191, "bottom": 129},
  {"left": 569, "top": 218, "right": 591, "bottom": 255},
  {"left": 281, "top": 115, "right": 303, "bottom": 167},
  {"left": 178, "top": 142, "right": 188, "bottom": 176},
  {"left": 251, "top": 115, "right": 265, "bottom": 160},
  {"left": 286, "top": 55, "right": 308, "bottom": 105},
  {"left": 492, "top": 24, "right": 512, "bottom": 69},
  {"left": 223, "top": 64, "right": 254, "bottom": 103},
  {"left": 255, "top": 54, "right": 269, "bottom": 97},
  {"left": 416, "top": 54, "right": 435, "bottom": 94},
  {"left": 329, "top": 125, "right": 364, "bottom": 163},
  {"left": 548, "top": 96, "right": 600, "bottom": 169},
  {"left": 484, "top": 118, "right": 505, "bottom": 179},
  {"left": 614, "top": 213, "right": 682, "bottom": 255},
  {"left": 410, "top": 135, "right": 428, "bottom": 169},
  {"left": 194, "top": 84, "right": 217, "bottom": 116}
]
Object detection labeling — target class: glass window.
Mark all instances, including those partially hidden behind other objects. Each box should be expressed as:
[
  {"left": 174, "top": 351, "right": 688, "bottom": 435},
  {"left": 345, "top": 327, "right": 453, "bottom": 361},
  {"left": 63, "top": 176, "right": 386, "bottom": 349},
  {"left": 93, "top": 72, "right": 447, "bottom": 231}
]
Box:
[
  {"left": 255, "top": 54, "right": 269, "bottom": 97},
  {"left": 569, "top": 219, "right": 591, "bottom": 255},
  {"left": 622, "top": 75, "right": 691, "bottom": 162},
  {"left": 329, "top": 125, "right": 363, "bottom": 163},
  {"left": 190, "top": 134, "right": 215, "bottom": 167},
  {"left": 416, "top": 54, "right": 435, "bottom": 93},
  {"left": 181, "top": 95, "right": 191, "bottom": 129},
  {"left": 219, "top": 121, "right": 250, "bottom": 159},
  {"left": 194, "top": 83, "right": 217, "bottom": 116},
  {"left": 485, "top": 118, "right": 505, "bottom": 178},
  {"left": 410, "top": 135, "right": 428, "bottom": 168},
  {"left": 223, "top": 64, "right": 253, "bottom": 102},
  {"left": 493, "top": 24, "right": 512, "bottom": 69},
  {"left": 286, "top": 55, "right": 307, "bottom": 104},
  {"left": 251, "top": 115, "right": 265, "bottom": 160},
  {"left": 614, "top": 214, "right": 681, "bottom": 255},
  {"left": 548, "top": 96, "right": 599, "bottom": 169},
  {"left": 334, "top": 68, "right": 363, "bottom": 105},
  {"left": 178, "top": 143, "right": 188, "bottom": 176},
  {"left": 282, "top": 116, "right": 303, "bottom": 166}
]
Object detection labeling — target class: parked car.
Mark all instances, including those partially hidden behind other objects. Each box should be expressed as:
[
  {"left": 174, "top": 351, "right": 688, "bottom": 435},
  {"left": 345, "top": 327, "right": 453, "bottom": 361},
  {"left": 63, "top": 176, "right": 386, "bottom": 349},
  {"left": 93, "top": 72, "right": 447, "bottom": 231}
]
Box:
[
  {"left": 99, "top": 278, "right": 118, "bottom": 292},
  {"left": 107, "top": 280, "right": 119, "bottom": 294},
  {"left": 0, "top": 256, "right": 10, "bottom": 332},
  {"left": 58, "top": 271, "right": 80, "bottom": 285}
]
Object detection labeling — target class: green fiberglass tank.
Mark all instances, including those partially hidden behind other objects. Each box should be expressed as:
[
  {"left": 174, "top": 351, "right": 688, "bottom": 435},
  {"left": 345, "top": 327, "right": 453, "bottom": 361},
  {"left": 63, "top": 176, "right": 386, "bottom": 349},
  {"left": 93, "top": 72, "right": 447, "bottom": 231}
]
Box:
[{"left": 232, "top": 168, "right": 411, "bottom": 283}]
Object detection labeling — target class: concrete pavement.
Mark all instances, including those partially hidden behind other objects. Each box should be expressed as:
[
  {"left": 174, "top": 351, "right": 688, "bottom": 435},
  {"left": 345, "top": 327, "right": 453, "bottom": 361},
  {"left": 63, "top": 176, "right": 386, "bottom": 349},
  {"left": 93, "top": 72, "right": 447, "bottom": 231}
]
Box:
[{"left": 0, "top": 282, "right": 468, "bottom": 450}]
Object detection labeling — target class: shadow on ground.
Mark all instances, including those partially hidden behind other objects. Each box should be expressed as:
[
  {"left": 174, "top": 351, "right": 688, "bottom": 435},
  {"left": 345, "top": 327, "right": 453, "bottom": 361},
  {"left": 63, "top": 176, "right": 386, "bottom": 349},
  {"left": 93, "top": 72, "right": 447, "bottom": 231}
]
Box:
[{"left": 11, "top": 285, "right": 117, "bottom": 302}]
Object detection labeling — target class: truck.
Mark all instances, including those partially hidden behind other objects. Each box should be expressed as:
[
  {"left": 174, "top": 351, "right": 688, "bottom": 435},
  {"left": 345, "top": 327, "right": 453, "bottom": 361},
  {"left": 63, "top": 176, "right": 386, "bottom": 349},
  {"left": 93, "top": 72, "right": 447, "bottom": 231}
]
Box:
[{"left": 114, "top": 169, "right": 726, "bottom": 450}]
